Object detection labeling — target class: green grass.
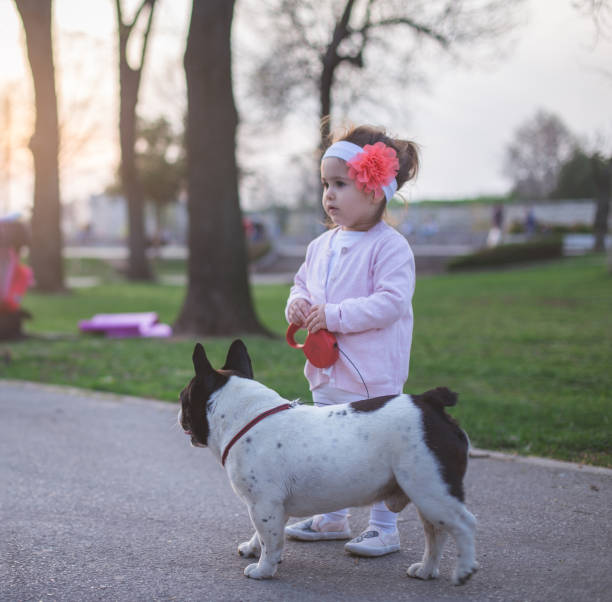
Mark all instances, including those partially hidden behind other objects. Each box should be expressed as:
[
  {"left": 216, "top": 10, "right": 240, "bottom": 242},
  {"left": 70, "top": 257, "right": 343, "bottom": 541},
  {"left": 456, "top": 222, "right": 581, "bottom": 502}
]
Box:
[{"left": 1, "top": 255, "right": 611, "bottom": 467}]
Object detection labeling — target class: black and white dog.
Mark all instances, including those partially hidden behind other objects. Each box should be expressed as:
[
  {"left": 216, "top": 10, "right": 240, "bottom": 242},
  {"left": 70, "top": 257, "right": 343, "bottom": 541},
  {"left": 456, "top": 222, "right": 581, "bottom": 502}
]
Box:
[{"left": 179, "top": 340, "right": 478, "bottom": 585}]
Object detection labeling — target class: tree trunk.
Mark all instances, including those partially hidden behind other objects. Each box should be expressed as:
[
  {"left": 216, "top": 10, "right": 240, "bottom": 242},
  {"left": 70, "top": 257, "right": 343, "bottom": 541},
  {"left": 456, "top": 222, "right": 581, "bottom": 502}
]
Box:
[
  {"left": 116, "top": 0, "right": 155, "bottom": 281},
  {"left": 605, "top": 158, "right": 612, "bottom": 273},
  {"left": 316, "top": 62, "right": 334, "bottom": 220},
  {"left": 593, "top": 196, "right": 610, "bottom": 252},
  {"left": 319, "top": 60, "right": 334, "bottom": 155},
  {"left": 174, "top": 0, "right": 267, "bottom": 336},
  {"left": 14, "top": 0, "right": 64, "bottom": 292},
  {"left": 592, "top": 156, "right": 610, "bottom": 253},
  {"left": 119, "top": 70, "right": 152, "bottom": 280},
  {"left": 318, "top": 0, "right": 355, "bottom": 156}
]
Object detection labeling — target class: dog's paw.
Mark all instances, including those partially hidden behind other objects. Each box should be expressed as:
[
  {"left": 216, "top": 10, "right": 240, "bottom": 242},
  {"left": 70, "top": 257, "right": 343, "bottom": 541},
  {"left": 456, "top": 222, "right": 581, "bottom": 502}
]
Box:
[
  {"left": 238, "top": 540, "right": 260, "bottom": 558},
  {"left": 407, "top": 563, "right": 439, "bottom": 580},
  {"left": 452, "top": 561, "right": 478, "bottom": 586},
  {"left": 244, "top": 562, "right": 276, "bottom": 579}
]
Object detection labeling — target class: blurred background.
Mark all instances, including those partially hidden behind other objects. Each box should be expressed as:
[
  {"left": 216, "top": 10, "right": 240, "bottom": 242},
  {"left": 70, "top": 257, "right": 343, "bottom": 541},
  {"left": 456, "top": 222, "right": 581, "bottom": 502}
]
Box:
[{"left": 1, "top": 0, "right": 610, "bottom": 263}]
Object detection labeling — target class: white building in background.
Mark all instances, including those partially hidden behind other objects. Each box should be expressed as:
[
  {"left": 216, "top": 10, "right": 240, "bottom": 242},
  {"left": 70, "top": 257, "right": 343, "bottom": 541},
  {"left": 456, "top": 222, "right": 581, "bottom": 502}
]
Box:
[
  {"left": 69, "top": 193, "right": 604, "bottom": 249},
  {"left": 284, "top": 199, "right": 604, "bottom": 247},
  {"left": 69, "top": 193, "right": 189, "bottom": 245},
  {"left": 86, "top": 194, "right": 127, "bottom": 243}
]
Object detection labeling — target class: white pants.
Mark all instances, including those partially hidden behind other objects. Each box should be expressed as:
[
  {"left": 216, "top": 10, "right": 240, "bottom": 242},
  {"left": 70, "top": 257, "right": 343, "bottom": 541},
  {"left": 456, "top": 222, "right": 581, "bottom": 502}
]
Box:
[{"left": 311, "top": 384, "right": 398, "bottom": 533}]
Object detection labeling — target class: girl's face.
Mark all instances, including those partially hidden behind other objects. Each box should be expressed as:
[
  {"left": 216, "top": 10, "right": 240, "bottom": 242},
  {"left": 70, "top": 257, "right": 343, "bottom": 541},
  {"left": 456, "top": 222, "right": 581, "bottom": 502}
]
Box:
[{"left": 320, "top": 157, "right": 384, "bottom": 231}]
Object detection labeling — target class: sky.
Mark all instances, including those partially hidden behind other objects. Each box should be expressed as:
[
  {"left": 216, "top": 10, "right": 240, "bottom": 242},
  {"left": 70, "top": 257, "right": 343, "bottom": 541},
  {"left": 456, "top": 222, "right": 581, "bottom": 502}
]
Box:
[{"left": 0, "top": 0, "right": 611, "bottom": 218}]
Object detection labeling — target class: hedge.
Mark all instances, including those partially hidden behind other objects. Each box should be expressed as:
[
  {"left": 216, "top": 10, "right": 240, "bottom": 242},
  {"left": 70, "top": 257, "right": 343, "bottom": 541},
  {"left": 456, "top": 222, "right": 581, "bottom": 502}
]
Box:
[{"left": 447, "top": 236, "right": 564, "bottom": 271}]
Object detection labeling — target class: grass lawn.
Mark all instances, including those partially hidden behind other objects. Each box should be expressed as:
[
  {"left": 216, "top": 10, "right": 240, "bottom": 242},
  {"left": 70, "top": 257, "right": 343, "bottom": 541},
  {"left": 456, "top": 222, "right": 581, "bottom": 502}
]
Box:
[{"left": 1, "top": 255, "right": 610, "bottom": 467}]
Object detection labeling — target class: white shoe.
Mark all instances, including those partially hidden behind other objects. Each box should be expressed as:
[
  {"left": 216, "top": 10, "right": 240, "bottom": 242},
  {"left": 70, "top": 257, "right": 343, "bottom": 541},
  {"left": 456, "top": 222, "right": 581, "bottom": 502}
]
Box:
[
  {"left": 344, "top": 527, "right": 400, "bottom": 557},
  {"left": 285, "top": 515, "right": 351, "bottom": 541}
]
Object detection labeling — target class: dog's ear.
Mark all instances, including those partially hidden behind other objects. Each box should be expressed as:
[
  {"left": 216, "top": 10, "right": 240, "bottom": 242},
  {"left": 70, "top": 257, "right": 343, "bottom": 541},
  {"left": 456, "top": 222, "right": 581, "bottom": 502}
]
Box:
[
  {"left": 192, "top": 342, "right": 214, "bottom": 377},
  {"left": 223, "top": 339, "right": 254, "bottom": 379}
]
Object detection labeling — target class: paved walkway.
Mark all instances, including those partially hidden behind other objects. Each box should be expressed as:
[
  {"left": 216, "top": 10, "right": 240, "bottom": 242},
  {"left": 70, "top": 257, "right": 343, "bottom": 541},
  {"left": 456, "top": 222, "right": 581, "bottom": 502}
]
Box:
[
  {"left": 1, "top": 380, "right": 611, "bottom": 601},
  {"left": 63, "top": 242, "right": 473, "bottom": 288}
]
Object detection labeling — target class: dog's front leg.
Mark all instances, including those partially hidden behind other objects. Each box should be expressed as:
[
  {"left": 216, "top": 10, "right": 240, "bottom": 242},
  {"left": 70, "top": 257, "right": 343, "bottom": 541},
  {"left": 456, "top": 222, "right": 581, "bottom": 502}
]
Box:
[{"left": 243, "top": 502, "right": 286, "bottom": 579}]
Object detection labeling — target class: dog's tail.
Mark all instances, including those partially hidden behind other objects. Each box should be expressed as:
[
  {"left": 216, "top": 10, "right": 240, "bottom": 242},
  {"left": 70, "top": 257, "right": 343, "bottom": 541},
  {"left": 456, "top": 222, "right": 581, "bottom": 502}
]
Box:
[
  {"left": 414, "top": 387, "right": 463, "bottom": 433},
  {"left": 418, "top": 386, "right": 458, "bottom": 410}
]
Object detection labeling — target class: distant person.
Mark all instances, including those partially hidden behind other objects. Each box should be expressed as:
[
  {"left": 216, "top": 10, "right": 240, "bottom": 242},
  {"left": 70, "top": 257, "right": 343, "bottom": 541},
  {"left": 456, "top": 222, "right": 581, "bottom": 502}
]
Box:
[
  {"left": 78, "top": 222, "right": 93, "bottom": 244},
  {"left": 487, "top": 203, "right": 504, "bottom": 247},
  {"left": 525, "top": 207, "right": 537, "bottom": 236},
  {"left": 284, "top": 124, "right": 419, "bottom": 557},
  {"left": 420, "top": 214, "right": 439, "bottom": 239}
]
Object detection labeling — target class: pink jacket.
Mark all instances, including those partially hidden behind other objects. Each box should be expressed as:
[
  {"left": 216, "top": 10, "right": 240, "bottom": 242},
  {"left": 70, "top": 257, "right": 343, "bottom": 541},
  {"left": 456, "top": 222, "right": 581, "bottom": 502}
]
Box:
[{"left": 286, "top": 221, "right": 415, "bottom": 397}]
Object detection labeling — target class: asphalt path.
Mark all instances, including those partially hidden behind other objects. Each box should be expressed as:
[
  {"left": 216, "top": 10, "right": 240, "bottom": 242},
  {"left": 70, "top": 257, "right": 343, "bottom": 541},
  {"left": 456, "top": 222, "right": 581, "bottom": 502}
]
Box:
[{"left": 1, "top": 380, "right": 611, "bottom": 602}]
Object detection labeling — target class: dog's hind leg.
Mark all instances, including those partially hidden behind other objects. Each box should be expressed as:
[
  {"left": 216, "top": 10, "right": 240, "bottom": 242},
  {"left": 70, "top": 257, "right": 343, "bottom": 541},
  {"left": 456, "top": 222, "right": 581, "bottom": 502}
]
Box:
[
  {"left": 446, "top": 507, "right": 478, "bottom": 585},
  {"left": 412, "top": 501, "right": 477, "bottom": 585},
  {"left": 243, "top": 501, "right": 287, "bottom": 579},
  {"left": 394, "top": 468, "right": 477, "bottom": 585},
  {"left": 238, "top": 531, "right": 261, "bottom": 558},
  {"left": 407, "top": 508, "right": 447, "bottom": 581}
]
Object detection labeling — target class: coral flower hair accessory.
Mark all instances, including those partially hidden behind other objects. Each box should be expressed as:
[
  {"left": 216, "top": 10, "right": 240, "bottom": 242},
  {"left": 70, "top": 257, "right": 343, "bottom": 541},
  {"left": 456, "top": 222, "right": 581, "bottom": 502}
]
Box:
[
  {"left": 322, "top": 140, "right": 399, "bottom": 201},
  {"left": 347, "top": 142, "right": 399, "bottom": 198}
]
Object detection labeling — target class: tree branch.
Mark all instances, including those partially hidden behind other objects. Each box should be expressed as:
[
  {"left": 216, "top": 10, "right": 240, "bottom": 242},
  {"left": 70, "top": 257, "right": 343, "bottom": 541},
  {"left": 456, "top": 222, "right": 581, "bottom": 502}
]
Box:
[
  {"left": 572, "top": 0, "right": 612, "bottom": 39},
  {"left": 114, "top": 0, "right": 123, "bottom": 27},
  {"left": 137, "top": 0, "right": 157, "bottom": 72},
  {"left": 328, "top": 0, "right": 356, "bottom": 56},
  {"left": 367, "top": 17, "right": 450, "bottom": 48},
  {"left": 127, "top": 0, "right": 155, "bottom": 31},
  {"left": 282, "top": 0, "right": 319, "bottom": 52}
]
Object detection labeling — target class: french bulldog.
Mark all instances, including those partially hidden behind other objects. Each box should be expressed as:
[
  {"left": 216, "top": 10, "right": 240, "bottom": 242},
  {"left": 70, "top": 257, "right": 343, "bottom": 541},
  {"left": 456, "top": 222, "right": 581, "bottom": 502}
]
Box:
[{"left": 178, "top": 340, "right": 477, "bottom": 585}]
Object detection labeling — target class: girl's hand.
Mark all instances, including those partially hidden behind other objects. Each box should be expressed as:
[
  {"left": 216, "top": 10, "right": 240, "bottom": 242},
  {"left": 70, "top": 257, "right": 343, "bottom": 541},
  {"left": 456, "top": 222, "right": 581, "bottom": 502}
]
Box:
[
  {"left": 305, "top": 304, "right": 327, "bottom": 334},
  {"left": 288, "top": 299, "right": 311, "bottom": 327}
]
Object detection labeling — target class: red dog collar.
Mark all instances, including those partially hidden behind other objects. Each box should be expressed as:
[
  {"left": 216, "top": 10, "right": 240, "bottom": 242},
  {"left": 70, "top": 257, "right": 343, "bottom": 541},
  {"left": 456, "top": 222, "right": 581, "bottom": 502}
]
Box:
[{"left": 221, "top": 403, "right": 293, "bottom": 467}]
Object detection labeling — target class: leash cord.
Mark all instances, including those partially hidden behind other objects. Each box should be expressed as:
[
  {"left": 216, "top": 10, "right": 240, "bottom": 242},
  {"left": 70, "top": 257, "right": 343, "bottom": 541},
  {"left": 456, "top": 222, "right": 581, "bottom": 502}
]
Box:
[{"left": 337, "top": 346, "right": 370, "bottom": 399}]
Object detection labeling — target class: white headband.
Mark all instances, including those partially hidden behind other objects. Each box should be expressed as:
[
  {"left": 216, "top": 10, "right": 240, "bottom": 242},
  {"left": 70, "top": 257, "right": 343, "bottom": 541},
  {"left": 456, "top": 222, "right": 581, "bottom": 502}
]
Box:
[{"left": 322, "top": 140, "right": 398, "bottom": 202}]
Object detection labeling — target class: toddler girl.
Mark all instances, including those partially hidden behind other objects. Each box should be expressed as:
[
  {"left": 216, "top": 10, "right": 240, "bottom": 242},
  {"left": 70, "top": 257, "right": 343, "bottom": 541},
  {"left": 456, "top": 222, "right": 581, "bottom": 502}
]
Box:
[{"left": 284, "top": 124, "right": 418, "bottom": 557}]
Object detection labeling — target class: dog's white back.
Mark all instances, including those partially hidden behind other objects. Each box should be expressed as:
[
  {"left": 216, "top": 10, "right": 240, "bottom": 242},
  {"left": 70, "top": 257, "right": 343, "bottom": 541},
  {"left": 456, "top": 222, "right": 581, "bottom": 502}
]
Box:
[{"left": 209, "top": 378, "right": 449, "bottom": 518}]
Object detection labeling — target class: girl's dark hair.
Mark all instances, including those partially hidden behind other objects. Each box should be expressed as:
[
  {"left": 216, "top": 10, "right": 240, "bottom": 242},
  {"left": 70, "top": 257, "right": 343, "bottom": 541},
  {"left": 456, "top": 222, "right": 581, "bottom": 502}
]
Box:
[{"left": 327, "top": 124, "right": 419, "bottom": 189}]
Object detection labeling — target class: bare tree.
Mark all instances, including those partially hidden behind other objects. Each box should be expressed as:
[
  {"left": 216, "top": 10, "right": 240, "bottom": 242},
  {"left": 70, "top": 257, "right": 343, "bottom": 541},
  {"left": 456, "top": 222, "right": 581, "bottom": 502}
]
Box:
[
  {"left": 13, "top": 0, "right": 64, "bottom": 291},
  {"left": 173, "top": 0, "right": 267, "bottom": 336},
  {"left": 503, "top": 110, "right": 577, "bottom": 200},
  {"left": 249, "top": 0, "right": 525, "bottom": 155},
  {"left": 115, "top": 0, "right": 157, "bottom": 281},
  {"left": 554, "top": 148, "right": 611, "bottom": 251}
]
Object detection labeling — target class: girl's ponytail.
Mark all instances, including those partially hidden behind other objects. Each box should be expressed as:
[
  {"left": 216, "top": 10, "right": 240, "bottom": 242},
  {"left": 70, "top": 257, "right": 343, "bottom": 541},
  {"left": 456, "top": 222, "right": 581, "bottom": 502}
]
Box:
[{"left": 392, "top": 139, "right": 419, "bottom": 189}]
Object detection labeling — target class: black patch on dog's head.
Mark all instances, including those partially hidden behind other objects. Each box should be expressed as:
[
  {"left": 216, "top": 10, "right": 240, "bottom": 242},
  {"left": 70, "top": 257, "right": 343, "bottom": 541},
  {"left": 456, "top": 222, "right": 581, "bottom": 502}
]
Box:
[
  {"left": 179, "top": 340, "right": 254, "bottom": 446},
  {"left": 411, "top": 387, "right": 468, "bottom": 501},
  {"left": 349, "top": 395, "right": 396, "bottom": 413}
]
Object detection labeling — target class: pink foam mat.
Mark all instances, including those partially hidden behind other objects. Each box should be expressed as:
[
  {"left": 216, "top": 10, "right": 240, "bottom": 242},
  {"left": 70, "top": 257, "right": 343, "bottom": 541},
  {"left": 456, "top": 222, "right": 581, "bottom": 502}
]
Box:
[{"left": 78, "top": 312, "right": 172, "bottom": 338}]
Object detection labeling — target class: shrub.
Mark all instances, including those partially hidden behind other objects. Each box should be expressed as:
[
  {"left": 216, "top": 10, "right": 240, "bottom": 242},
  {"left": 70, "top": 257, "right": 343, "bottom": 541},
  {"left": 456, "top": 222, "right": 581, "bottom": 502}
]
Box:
[
  {"left": 549, "top": 223, "right": 593, "bottom": 234},
  {"left": 447, "top": 236, "right": 563, "bottom": 271}
]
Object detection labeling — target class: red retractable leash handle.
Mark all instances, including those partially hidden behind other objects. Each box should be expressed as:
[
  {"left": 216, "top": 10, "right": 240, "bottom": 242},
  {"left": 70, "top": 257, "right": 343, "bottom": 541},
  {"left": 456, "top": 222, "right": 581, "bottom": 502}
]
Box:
[{"left": 286, "top": 323, "right": 339, "bottom": 369}]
